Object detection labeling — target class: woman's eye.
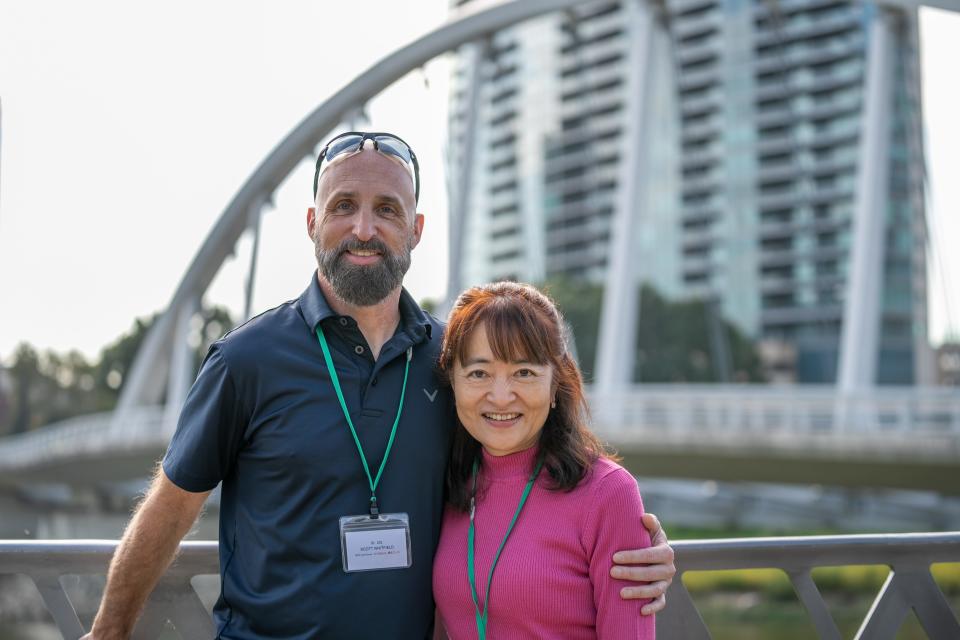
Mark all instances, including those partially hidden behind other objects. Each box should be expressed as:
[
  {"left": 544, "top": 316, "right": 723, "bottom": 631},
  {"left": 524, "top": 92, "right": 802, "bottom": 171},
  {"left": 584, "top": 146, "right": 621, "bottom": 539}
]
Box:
[
  {"left": 466, "top": 370, "right": 487, "bottom": 379},
  {"left": 516, "top": 369, "right": 536, "bottom": 378}
]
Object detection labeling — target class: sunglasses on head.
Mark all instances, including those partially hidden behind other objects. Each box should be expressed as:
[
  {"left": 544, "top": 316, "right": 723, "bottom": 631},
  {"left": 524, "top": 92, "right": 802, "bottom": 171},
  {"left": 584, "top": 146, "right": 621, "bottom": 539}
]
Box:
[{"left": 313, "top": 131, "right": 420, "bottom": 203}]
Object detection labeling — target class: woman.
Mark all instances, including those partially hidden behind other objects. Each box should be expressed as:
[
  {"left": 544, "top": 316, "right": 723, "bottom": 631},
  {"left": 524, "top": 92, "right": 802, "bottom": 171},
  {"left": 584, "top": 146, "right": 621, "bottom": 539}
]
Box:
[{"left": 433, "top": 282, "right": 655, "bottom": 639}]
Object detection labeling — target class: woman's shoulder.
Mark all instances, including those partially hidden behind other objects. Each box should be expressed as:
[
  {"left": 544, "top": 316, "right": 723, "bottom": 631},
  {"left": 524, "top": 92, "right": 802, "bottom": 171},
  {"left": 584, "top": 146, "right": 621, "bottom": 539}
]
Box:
[
  {"left": 578, "top": 456, "right": 642, "bottom": 503},
  {"left": 587, "top": 456, "right": 635, "bottom": 485}
]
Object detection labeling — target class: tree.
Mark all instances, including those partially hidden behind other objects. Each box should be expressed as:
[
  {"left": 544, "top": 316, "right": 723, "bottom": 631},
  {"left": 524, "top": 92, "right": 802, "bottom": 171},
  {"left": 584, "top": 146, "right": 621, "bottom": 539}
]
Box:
[
  {"left": 542, "top": 278, "right": 765, "bottom": 384},
  {"left": 633, "top": 285, "right": 764, "bottom": 383},
  {"left": 541, "top": 277, "right": 604, "bottom": 382},
  {"left": 0, "top": 305, "right": 234, "bottom": 436}
]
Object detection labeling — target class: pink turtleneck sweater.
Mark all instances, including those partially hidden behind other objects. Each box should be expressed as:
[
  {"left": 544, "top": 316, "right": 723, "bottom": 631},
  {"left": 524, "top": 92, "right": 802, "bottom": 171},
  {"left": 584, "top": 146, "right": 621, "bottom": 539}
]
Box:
[{"left": 432, "top": 447, "right": 655, "bottom": 639}]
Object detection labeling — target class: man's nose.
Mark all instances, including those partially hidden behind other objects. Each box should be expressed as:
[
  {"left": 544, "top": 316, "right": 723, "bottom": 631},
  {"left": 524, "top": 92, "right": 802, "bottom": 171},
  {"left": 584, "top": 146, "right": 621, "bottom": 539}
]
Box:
[{"left": 351, "top": 207, "right": 377, "bottom": 241}]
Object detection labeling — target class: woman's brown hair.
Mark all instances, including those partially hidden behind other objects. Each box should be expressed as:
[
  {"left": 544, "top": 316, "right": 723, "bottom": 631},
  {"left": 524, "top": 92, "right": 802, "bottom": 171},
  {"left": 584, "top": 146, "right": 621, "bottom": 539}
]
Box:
[{"left": 438, "top": 281, "right": 610, "bottom": 511}]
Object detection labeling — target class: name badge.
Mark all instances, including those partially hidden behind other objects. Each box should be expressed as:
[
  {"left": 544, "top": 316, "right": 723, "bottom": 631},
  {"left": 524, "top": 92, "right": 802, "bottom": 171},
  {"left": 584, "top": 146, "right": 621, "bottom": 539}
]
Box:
[{"left": 339, "top": 513, "right": 412, "bottom": 572}]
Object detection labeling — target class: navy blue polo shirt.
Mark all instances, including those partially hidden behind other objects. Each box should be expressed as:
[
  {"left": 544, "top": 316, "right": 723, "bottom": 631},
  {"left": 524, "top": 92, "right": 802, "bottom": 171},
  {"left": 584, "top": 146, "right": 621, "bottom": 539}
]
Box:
[{"left": 162, "top": 275, "right": 451, "bottom": 639}]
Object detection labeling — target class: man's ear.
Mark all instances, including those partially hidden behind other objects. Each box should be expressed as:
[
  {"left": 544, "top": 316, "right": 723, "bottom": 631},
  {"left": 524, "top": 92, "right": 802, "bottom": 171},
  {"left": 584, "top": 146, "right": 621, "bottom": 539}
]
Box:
[
  {"left": 411, "top": 212, "right": 425, "bottom": 249},
  {"left": 307, "top": 207, "right": 317, "bottom": 237}
]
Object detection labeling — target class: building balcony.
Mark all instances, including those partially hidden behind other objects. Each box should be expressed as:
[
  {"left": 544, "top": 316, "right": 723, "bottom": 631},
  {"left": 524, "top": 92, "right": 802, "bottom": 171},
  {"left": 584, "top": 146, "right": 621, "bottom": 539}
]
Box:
[
  {"left": 755, "top": 66, "right": 863, "bottom": 104},
  {"left": 560, "top": 13, "right": 623, "bottom": 46},
  {"left": 758, "top": 220, "right": 798, "bottom": 238},
  {"left": 757, "top": 157, "right": 857, "bottom": 186},
  {"left": 560, "top": 90, "right": 624, "bottom": 121},
  {"left": 488, "top": 214, "right": 522, "bottom": 236},
  {"left": 544, "top": 165, "right": 619, "bottom": 198},
  {"left": 670, "top": 0, "right": 719, "bottom": 19},
  {"left": 753, "top": 0, "right": 849, "bottom": 19},
  {"left": 555, "top": 111, "right": 623, "bottom": 144},
  {"left": 756, "top": 96, "right": 860, "bottom": 129},
  {"left": 680, "top": 92, "right": 723, "bottom": 119},
  {"left": 755, "top": 38, "right": 863, "bottom": 74},
  {"left": 757, "top": 127, "right": 858, "bottom": 156},
  {"left": 681, "top": 173, "right": 720, "bottom": 197},
  {"left": 676, "top": 40, "right": 720, "bottom": 67},
  {"left": 559, "top": 37, "right": 626, "bottom": 77},
  {"left": 680, "top": 119, "right": 720, "bottom": 145},
  {"left": 677, "top": 67, "right": 720, "bottom": 93},
  {"left": 760, "top": 244, "right": 846, "bottom": 267},
  {"left": 761, "top": 304, "right": 844, "bottom": 325},
  {"left": 754, "top": 11, "right": 863, "bottom": 49},
  {"left": 560, "top": 62, "right": 623, "bottom": 95},
  {"left": 681, "top": 153, "right": 719, "bottom": 174},
  {"left": 545, "top": 245, "right": 607, "bottom": 272},
  {"left": 673, "top": 9, "right": 723, "bottom": 43},
  {"left": 681, "top": 230, "right": 717, "bottom": 253}
]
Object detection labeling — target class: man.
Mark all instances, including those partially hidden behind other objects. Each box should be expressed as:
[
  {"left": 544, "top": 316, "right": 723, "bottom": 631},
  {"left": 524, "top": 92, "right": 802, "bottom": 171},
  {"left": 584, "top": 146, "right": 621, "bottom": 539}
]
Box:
[{"left": 84, "top": 132, "right": 675, "bottom": 639}]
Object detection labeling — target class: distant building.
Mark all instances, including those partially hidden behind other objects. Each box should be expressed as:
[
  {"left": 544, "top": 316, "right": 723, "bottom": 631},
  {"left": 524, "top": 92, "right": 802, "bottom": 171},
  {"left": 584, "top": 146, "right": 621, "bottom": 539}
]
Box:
[
  {"left": 936, "top": 342, "right": 960, "bottom": 386},
  {"left": 447, "top": 0, "right": 929, "bottom": 384}
]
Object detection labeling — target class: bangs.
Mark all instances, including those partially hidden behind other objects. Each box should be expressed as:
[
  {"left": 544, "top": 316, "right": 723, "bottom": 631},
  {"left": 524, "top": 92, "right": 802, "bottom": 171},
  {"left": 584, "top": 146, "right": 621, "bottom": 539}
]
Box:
[{"left": 457, "top": 297, "right": 553, "bottom": 366}]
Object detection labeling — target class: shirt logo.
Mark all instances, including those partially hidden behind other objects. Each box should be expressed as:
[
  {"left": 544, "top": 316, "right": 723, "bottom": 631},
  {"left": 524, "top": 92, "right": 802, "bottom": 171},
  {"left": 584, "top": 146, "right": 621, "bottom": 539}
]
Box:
[{"left": 423, "top": 388, "right": 438, "bottom": 402}]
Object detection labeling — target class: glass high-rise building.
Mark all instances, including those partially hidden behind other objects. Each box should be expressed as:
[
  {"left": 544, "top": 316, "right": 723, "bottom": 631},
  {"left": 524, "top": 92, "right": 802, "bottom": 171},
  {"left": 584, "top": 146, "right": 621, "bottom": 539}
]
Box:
[{"left": 446, "top": 0, "right": 929, "bottom": 385}]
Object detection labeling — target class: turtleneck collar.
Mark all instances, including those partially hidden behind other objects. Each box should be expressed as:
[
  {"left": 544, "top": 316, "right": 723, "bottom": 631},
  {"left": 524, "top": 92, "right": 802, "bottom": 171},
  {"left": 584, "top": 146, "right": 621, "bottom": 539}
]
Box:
[{"left": 479, "top": 445, "right": 542, "bottom": 482}]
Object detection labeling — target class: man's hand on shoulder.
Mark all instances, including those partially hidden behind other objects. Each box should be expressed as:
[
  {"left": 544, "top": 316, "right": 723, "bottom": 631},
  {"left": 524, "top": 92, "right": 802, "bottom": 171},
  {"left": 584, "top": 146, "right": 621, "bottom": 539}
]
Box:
[{"left": 610, "top": 512, "right": 676, "bottom": 615}]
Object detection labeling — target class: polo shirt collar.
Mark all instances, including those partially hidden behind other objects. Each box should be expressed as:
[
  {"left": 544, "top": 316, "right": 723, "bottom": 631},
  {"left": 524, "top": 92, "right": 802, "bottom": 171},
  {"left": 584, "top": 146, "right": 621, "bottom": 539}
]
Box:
[{"left": 299, "top": 273, "right": 433, "bottom": 341}]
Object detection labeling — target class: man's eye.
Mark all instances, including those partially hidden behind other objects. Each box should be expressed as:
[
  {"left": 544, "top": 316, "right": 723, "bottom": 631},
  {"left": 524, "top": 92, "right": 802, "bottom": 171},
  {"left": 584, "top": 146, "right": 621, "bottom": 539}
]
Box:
[{"left": 334, "top": 201, "right": 354, "bottom": 212}]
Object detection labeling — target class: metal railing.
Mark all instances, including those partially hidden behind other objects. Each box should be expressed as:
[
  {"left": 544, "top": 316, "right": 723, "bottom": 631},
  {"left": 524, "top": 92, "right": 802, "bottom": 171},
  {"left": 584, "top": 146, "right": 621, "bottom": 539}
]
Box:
[
  {"left": 590, "top": 385, "right": 960, "bottom": 461},
  {"left": 1, "top": 533, "right": 958, "bottom": 638}
]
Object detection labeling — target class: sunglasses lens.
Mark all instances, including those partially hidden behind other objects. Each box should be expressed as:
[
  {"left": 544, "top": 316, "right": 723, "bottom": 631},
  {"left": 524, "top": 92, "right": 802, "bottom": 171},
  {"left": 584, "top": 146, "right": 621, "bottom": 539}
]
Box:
[
  {"left": 325, "top": 134, "right": 364, "bottom": 162},
  {"left": 374, "top": 136, "right": 413, "bottom": 164}
]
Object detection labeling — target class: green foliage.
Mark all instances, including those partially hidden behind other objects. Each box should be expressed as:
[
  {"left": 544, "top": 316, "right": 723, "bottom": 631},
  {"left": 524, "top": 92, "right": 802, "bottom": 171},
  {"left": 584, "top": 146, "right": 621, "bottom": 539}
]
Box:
[
  {"left": 541, "top": 278, "right": 766, "bottom": 383},
  {"left": 682, "top": 564, "right": 960, "bottom": 599},
  {"left": 683, "top": 569, "right": 797, "bottom": 601},
  {"left": 541, "top": 277, "right": 604, "bottom": 381},
  {"left": 0, "top": 305, "right": 233, "bottom": 436},
  {"left": 634, "top": 285, "right": 765, "bottom": 383},
  {"left": 419, "top": 297, "right": 438, "bottom": 316}
]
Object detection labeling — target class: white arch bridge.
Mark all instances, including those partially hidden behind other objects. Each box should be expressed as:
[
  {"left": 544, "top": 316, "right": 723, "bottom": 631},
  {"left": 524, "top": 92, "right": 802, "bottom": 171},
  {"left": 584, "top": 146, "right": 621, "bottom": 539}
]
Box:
[{"left": 1, "top": 0, "right": 959, "bottom": 496}]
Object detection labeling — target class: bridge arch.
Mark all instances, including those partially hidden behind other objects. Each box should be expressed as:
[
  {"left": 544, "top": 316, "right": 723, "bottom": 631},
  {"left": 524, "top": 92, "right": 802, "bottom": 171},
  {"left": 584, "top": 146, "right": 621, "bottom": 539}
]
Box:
[{"left": 116, "top": 0, "right": 591, "bottom": 419}]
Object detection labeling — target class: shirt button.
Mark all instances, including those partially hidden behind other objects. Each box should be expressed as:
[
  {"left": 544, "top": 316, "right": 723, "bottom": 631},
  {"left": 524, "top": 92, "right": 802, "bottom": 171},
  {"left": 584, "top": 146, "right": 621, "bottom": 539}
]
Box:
[
  {"left": 339, "top": 318, "right": 349, "bottom": 326},
  {"left": 355, "top": 345, "right": 365, "bottom": 355},
  {"left": 372, "top": 377, "right": 379, "bottom": 386}
]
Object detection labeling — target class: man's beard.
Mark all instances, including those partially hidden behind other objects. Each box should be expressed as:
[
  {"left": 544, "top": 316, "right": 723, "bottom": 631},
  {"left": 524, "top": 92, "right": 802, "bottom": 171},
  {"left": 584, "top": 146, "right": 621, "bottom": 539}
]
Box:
[{"left": 315, "top": 235, "right": 412, "bottom": 306}]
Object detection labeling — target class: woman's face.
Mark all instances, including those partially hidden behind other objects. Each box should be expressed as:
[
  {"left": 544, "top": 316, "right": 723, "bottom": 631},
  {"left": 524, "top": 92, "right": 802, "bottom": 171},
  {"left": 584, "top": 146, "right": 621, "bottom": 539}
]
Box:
[{"left": 451, "top": 324, "right": 554, "bottom": 457}]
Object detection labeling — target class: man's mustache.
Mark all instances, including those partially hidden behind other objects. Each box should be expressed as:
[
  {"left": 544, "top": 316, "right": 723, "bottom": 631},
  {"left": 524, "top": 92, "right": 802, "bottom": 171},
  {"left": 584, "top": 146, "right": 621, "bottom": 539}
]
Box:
[{"left": 335, "top": 238, "right": 391, "bottom": 259}]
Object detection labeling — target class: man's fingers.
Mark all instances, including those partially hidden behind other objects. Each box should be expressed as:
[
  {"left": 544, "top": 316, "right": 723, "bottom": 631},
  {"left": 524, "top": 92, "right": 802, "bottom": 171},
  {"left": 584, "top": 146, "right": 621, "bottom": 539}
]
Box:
[
  {"left": 612, "top": 543, "right": 675, "bottom": 567},
  {"left": 619, "top": 579, "right": 671, "bottom": 601},
  {"left": 642, "top": 512, "right": 670, "bottom": 547},
  {"left": 611, "top": 563, "right": 675, "bottom": 583},
  {"left": 640, "top": 593, "right": 667, "bottom": 615}
]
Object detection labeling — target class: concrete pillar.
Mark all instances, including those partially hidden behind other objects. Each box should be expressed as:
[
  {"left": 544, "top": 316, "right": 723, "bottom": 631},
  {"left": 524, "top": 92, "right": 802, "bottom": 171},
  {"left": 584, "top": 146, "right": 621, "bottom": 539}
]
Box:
[
  {"left": 837, "top": 8, "right": 894, "bottom": 392},
  {"left": 595, "top": 0, "right": 659, "bottom": 400},
  {"left": 445, "top": 40, "right": 490, "bottom": 314}
]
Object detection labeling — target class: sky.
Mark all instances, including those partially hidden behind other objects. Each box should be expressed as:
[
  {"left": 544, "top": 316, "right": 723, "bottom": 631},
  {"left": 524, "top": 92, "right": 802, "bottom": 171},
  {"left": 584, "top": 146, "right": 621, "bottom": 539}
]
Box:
[{"left": 0, "top": 1, "right": 957, "bottom": 362}]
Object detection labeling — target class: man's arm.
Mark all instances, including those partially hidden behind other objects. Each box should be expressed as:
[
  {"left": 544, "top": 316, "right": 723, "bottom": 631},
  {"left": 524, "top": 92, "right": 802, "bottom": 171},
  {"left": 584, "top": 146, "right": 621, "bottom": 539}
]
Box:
[
  {"left": 82, "top": 467, "right": 211, "bottom": 640},
  {"left": 610, "top": 512, "right": 676, "bottom": 615}
]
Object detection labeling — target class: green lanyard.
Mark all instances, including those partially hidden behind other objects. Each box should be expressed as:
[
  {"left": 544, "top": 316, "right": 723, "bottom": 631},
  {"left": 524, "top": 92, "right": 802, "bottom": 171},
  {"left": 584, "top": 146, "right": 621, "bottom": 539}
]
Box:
[
  {"left": 467, "top": 454, "right": 544, "bottom": 640},
  {"left": 316, "top": 325, "right": 412, "bottom": 517}
]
